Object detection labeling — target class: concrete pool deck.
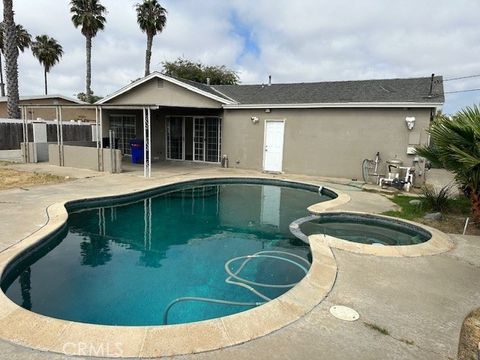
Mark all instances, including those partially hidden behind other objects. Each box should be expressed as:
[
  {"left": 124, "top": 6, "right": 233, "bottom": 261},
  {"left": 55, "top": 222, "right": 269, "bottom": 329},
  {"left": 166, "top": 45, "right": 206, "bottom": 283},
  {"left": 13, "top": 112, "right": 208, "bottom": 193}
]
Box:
[{"left": 0, "top": 162, "right": 479, "bottom": 359}]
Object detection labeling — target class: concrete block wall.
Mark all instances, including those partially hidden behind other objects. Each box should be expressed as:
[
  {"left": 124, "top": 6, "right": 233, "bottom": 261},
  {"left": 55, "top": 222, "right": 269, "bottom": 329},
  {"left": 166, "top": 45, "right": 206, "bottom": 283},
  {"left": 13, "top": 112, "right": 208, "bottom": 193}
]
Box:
[{"left": 48, "top": 144, "right": 122, "bottom": 173}]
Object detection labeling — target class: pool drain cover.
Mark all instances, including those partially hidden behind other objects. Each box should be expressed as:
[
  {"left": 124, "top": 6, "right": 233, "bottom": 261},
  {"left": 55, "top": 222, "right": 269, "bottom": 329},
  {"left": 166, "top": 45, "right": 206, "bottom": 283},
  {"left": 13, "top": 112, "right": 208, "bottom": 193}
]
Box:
[{"left": 329, "top": 305, "right": 360, "bottom": 321}]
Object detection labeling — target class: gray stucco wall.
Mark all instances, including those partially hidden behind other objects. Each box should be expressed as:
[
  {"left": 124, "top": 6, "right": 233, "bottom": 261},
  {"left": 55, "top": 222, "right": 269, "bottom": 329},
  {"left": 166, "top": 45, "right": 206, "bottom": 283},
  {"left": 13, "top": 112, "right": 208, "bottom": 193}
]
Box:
[
  {"left": 49, "top": 144, "right": 122, "bottom": 173},
  {"left": 107, "top": 78, "right": 223, "bottom": 109},
  {"left": 222, "top": 107, "right": 433, "bottom": 183}
]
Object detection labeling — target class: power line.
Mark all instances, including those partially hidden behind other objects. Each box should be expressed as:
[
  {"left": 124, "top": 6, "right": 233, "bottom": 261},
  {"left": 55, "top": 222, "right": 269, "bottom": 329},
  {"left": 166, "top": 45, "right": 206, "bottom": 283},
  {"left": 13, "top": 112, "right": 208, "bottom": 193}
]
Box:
[
  {"left": 444, "top": 88, "right": 480, "bottom": 94},
  {"left": 444, "top": 74, "right": 480, "bottom": 81}
]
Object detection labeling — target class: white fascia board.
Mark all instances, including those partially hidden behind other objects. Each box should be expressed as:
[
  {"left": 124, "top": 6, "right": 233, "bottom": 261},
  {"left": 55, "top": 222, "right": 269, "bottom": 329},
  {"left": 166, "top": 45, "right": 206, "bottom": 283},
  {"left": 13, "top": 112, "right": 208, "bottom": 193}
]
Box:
[
  {"left": 222, "top": 102, "right": 444, "bottom": 109},
  {"left": 0, "top": 94, "right": 86, "bottom": 104},
  {"left": 97, "top": 72, "right": 234, "bottom": 105}
]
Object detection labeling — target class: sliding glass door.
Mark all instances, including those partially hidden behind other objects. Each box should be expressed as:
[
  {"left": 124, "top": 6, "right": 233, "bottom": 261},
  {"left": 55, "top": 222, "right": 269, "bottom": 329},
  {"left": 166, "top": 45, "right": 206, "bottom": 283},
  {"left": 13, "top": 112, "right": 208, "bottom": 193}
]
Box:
[
  {"left": 166, "top": 116, "right": 221, "bottom": 163},
  {"left": 193, "top": 118, "right": 205, "bottom": 162},
  {"left": 166, "top": 117, "right": 184, "bottom": 160}
]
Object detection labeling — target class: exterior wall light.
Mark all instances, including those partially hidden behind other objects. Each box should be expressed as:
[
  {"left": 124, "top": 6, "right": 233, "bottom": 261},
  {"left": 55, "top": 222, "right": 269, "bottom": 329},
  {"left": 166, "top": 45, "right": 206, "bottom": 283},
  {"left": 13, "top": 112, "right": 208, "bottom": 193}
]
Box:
[
  {"left": 251, "top": 116, "right": 259, "bottom": 124},
  {"left": 405, "top": 116, "right": 415, "bottom": 130}
]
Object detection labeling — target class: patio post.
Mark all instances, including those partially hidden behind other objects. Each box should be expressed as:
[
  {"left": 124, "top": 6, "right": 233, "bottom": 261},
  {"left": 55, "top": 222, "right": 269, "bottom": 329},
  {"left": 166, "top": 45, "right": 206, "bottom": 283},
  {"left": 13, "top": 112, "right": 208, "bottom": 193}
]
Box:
[
  {"left": 95, "top": 106, "right": 100, "bottom": 171},
  {"left": 143, "top": 107, "right": 146, "bottom": 177},
  {"left": 147, "top": 107, "right": 151, "bottom": 178},
  {"left": 143, "top": 107, "right": 151, "bottom": 178},
  {"left": 21, "top": 106, "right": 28, "bottom": 163},
  {"left": 59, "top": 106, "right": 64, "bottom": 166},
  {"left": 55, "top": 106, "right": 61, "bottom": 166},
  {"left": 99, "top": 106, "right": 104, "bottom": 171}
]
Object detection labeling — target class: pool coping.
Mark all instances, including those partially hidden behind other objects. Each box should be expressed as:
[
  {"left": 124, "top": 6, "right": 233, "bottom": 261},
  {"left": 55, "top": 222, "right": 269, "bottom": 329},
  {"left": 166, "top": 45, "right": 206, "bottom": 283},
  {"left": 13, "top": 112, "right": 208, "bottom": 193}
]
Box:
[
  {"left": 0, "top": 175, "right": 348, "bottom": 358},
  {"left": 308, "top": 211, "right": 453, "bottom": 257}
]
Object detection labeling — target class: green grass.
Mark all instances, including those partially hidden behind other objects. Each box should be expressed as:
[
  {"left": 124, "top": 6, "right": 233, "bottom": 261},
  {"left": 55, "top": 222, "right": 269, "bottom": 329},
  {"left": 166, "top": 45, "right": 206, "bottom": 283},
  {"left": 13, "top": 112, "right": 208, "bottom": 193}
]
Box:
[
  {"left": 382, "top": 195, "right": 426, "bottom": 220},
  {"left": 364, "top": 322, "right": 390, "bottom": 335},
  {"left": 400, "top": 338, "right": 415, "bottom": 346}
]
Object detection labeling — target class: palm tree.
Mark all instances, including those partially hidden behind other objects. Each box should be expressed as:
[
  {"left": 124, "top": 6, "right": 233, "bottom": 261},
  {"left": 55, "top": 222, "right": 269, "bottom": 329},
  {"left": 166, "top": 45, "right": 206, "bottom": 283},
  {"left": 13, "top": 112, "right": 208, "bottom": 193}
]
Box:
[
  {"left": 31, "top": 35, "right": 63, "bottom": 95},
  {"left": 135, "top": 0, "right": 167, "bottom": 77},
  {"left": 2, "top": 0, "right": 26, "bottom": 118},
  {"left": 416, "top": 106, "right": 480, "bottom": 222},
  {"left": 0, "top": 23, "right": 31, "bottom": 97},
  {"left": 70, "top": 0, "right": 106, "bottom": 103}
]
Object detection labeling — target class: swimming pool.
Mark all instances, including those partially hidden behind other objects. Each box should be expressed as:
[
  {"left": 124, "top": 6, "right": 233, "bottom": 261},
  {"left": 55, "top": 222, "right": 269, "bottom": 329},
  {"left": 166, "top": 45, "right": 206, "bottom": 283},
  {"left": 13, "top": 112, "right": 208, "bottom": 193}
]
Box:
[{"left": 1, "top": 178, "right": 335, "bottom": 326}]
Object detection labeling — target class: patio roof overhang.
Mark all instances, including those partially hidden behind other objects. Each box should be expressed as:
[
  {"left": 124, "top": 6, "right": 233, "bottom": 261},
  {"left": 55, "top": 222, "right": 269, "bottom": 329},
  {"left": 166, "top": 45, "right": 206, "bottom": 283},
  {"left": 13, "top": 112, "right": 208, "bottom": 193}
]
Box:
[{"left": 18, "top": 103, "right": 157, "bottom": 178}]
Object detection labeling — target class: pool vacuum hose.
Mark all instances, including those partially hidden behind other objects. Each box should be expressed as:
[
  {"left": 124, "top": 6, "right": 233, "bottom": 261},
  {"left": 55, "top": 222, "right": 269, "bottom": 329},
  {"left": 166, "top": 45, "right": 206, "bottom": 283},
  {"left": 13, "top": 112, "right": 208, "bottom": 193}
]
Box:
[{"left": 163, "top": 250, "right": 310, "bottom": 324}]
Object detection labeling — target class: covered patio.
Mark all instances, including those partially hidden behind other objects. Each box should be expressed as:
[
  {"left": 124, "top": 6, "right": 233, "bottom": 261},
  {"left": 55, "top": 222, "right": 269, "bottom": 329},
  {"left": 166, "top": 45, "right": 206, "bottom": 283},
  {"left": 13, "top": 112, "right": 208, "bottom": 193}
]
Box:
[{"left": 18, "top": 103, "right": 223, "bottom": 178}]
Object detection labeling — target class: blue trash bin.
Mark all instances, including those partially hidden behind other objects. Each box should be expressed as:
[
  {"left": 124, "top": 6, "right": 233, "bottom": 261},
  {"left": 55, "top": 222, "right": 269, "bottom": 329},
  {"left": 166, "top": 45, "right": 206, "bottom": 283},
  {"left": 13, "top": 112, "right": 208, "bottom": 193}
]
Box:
[{"left": 130, "top": 139, "right": 144, "bottom": 164}]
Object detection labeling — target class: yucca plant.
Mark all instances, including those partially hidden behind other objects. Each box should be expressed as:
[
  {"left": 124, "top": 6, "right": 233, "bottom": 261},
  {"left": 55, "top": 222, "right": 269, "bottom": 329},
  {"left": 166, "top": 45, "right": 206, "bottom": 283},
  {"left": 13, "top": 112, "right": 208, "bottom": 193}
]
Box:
[{"left": 416, "top": 106, "right": 480, "bottom": 223}]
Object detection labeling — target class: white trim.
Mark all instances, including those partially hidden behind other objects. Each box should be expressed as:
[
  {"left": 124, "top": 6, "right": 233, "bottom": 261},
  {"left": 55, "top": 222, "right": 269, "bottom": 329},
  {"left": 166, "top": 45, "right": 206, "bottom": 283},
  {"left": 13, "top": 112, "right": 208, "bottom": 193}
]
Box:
[
  {"left": 262, "top": 119, "right": 286, "bottom": 173},
  {"left": 0, "top": 94, "right": 87, "bottom": 104},
  {"left": 97, "top": 72, "right": 235, "bottom": 105},
  {"left": 223, "top": 102, "right": 443, "bottom": 110}
]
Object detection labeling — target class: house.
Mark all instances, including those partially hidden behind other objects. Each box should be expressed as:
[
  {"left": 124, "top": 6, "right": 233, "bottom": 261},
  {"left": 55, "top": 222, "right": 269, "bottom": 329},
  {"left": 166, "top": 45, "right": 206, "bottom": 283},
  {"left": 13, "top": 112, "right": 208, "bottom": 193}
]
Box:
[
  {"left": 96, "top": 72, "right": 444, "bottom": 183},
  {"left": 0, "top": 95, "right": 96, "bottom": 122}
]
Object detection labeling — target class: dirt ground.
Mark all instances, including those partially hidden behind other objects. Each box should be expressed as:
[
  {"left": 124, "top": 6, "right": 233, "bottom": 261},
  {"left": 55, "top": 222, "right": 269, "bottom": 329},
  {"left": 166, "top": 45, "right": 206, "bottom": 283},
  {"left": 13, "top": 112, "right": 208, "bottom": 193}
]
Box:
[
  {"left": 420, "top": 216, "right": 480, "bottom": 236},
  {"left": 0, "top": 161, "right": 67, "bottom": 190},
  {"left": 458, "top": 308, "right": 480, "bottom": 360}
]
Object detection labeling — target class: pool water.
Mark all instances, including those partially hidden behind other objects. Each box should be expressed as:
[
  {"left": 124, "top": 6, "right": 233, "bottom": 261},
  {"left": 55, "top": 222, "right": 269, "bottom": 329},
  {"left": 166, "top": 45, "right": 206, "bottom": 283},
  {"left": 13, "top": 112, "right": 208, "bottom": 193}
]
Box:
[
  {"left": 300, "top": 213, "right": 431, "bottom": 246},
  {"left": 2, "top": 180, "right": 331, "bottom": 326}
]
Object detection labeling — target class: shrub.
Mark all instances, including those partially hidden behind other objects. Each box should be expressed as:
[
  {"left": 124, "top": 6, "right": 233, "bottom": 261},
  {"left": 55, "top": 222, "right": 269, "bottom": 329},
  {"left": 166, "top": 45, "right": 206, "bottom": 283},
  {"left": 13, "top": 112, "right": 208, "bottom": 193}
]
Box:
[{"left": 421, "top": 184, "right": 452, "bottom": 213}]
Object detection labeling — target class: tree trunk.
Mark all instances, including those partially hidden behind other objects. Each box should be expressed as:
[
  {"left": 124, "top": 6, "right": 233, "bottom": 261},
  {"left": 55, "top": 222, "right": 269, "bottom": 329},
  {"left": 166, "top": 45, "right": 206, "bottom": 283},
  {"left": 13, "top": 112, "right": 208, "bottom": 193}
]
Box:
[
  {"left": 85, "top": 35, "right": 92, "bottom": 103},
  {"left": 0, "top": 53, "right": 5, "bottom": 97},
  {"left": 44, "top": 67, "right": 48, "bottom": 95},
  {"left": 145, "top": 33, "right": 153, "bottom": 77},
  {"left": 3, "top": 0, "right": 20, "bottom": 118},
  {"left": 471, "top": 191, "right": 480, "bottom": 224}
]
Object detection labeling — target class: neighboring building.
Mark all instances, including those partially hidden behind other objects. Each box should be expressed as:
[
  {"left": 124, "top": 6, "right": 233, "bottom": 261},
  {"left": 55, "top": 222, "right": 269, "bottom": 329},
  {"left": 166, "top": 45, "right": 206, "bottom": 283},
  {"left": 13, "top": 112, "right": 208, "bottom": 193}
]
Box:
[
  {"left": 96, "top": 72, "right": 444, "bottom": 182},
  {"left": 0, "top": 95, "right": 96, "bottom": 122}
]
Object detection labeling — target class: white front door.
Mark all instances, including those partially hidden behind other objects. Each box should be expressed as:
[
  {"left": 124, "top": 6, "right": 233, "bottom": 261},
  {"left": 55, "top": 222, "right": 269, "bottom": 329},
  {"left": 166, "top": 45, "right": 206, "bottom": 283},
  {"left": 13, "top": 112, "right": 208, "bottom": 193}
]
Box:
[{"left": 263, "top": 120, "right": 285, "bottom": 172}]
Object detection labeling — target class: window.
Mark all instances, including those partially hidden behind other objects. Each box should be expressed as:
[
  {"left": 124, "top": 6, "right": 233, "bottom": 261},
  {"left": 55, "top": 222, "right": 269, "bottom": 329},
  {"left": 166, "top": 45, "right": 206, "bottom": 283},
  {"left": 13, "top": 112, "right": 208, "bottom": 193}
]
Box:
[{"left": 109, "top": 115, "right": 136, "bottom": 155}]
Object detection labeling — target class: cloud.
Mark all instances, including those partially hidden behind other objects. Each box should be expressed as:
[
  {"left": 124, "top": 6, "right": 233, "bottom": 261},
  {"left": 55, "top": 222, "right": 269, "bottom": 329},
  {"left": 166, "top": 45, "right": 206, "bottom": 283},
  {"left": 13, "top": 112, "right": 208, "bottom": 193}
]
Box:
[{"left": 3, "top": 0, "right": 479, "bottom": 113}]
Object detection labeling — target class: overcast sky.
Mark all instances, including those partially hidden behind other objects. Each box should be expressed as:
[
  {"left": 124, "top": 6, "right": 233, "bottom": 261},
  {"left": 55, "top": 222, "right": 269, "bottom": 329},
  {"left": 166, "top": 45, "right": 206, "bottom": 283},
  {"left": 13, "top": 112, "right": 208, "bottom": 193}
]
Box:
[{"left": 5, "top": 0, "right": 480, "bottom": 114}]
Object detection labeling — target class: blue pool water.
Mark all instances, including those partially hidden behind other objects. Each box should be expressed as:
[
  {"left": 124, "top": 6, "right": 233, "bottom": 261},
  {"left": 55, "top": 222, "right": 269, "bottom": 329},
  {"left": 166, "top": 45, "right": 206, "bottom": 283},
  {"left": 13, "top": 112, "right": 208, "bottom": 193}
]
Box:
[
  {"left": 1, "top": 179, "right": 333, "bottom": 326},
  {"left": 299, "top": 213, "right": 431, "bottom": 246}
]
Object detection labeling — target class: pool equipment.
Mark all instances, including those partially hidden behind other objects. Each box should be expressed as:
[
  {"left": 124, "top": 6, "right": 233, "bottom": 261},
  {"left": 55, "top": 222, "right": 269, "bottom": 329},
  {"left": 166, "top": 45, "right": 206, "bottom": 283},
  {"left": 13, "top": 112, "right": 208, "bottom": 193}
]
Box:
[
  {"left": 380, "top": 166, "right": 415, "bottom": 191},
  {"left": 362, "top": 152, "right": 382, "bottom": 184},
  {"left": 163, "top": 250, "right": 310, "bottom": 324}
]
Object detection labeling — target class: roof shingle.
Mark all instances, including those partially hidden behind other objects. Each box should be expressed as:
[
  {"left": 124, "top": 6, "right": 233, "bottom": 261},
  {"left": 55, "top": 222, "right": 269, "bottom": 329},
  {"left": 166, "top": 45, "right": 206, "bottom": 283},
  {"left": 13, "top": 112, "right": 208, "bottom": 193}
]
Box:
[{"left": 208, "top": 76, "right": 444, "bottom": 105}]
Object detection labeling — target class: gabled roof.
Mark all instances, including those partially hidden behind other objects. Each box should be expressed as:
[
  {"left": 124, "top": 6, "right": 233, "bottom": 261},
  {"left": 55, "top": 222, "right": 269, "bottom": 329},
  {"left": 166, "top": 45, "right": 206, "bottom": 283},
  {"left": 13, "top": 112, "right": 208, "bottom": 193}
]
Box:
[
  {"left": 97, "top": 73, "right": 444, "bottom": 109},
  {"left": 0, "top": 94, "right": 87, "bottom": 104},
  {"left": 97, "top": 72, "right": 235, "bottom": 105},
  {"left": 215, "top": 76, "right": 444, "bottom": 108}
]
